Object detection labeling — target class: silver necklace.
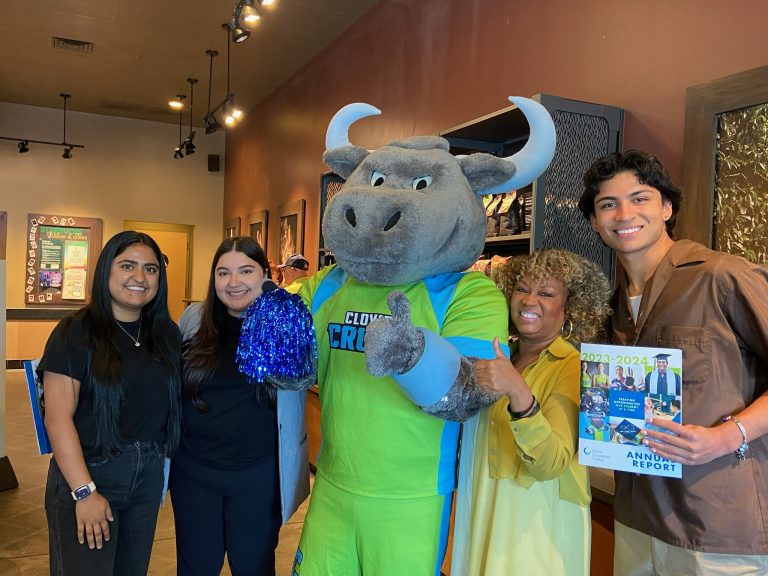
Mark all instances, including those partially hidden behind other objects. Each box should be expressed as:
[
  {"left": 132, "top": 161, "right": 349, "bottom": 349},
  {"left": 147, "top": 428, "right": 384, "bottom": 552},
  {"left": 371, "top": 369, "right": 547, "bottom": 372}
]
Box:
[{"left": 115, "top": 317, "right": 142, "bottom": 347}]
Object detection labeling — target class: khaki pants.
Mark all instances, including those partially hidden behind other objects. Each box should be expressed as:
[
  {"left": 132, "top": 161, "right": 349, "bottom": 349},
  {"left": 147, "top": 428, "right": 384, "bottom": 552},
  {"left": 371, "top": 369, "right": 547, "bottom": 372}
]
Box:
[{"left": 614, "top": 521, "right": 768, "bottom": 576}]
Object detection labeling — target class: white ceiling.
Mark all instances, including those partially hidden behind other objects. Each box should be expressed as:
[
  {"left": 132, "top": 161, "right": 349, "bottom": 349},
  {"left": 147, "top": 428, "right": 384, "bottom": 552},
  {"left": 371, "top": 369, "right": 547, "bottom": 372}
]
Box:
[{"left": 0, "top": 0, "right": 381, "bottom": 125}]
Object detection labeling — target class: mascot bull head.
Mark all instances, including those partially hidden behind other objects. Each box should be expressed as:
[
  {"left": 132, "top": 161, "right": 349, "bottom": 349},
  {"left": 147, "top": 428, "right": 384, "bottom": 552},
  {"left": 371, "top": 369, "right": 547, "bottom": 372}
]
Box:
[{"left": 322, "top": 97, "right": 556, "bottom": 285}]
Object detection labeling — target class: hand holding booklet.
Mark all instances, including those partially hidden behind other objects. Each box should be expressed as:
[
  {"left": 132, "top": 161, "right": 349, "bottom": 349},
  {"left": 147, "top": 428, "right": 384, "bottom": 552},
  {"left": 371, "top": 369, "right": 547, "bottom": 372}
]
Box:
[{"left": 578, "top": 343, "right": 683, "bottom": 478}]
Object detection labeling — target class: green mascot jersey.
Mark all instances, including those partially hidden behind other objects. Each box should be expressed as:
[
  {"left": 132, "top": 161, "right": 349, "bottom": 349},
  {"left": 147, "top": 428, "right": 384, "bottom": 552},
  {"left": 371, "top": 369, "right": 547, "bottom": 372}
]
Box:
[{"left": 299, "top": 264, "right": 508, "bottom": 499}]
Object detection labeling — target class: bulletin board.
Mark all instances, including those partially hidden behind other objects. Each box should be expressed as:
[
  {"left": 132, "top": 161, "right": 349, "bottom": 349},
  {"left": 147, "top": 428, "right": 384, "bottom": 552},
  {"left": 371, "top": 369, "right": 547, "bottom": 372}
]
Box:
[{"left": 24, "top": 213, "right": 103, "bottom": 305}]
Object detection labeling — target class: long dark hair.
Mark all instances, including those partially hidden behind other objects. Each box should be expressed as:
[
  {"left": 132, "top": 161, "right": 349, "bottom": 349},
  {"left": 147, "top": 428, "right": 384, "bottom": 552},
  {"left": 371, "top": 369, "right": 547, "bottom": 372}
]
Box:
[
  {"left": 68, "top": 230, "right": 181, "bottom": 454},
  {"left": 182, "top": 236, "right": 271, "bottom": 410}
]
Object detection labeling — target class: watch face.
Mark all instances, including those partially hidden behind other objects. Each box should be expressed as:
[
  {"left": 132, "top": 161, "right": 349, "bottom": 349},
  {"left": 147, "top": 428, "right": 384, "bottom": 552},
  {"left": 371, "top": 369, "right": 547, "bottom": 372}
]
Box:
[{"left": 73, "top": 485, "right": 92, "bottom": 499}]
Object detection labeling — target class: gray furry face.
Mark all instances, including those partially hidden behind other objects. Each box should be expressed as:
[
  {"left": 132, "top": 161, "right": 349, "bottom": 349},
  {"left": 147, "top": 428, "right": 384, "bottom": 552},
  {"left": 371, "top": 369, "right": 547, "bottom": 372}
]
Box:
[{"left": 322, "top": 145, "right": 487, "bottom": 285}]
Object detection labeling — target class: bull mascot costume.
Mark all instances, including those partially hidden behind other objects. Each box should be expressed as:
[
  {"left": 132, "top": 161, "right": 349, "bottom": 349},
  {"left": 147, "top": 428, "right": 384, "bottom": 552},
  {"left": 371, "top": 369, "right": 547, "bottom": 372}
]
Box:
[{"left": 277, "top": 97, "right": 555, "bottom": 575}]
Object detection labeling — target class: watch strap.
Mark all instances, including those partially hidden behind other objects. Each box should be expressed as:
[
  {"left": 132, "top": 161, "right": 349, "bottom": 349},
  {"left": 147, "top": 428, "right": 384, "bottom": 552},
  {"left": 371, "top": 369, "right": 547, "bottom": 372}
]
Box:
[{"left": 71, "top": 481, "right": 97, "bottom": 501}]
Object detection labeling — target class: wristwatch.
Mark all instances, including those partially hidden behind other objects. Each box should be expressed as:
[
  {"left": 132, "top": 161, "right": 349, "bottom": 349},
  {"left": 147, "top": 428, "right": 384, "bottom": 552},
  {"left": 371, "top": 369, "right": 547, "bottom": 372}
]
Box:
[{"left": 71, "top": 481, "right": 97, "bottom": 501}]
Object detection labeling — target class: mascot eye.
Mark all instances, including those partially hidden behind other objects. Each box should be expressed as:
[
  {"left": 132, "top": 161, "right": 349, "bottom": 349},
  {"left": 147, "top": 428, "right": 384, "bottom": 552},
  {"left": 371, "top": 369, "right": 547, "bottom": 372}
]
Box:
[
  {"left": 370, "top": 171, "right": 387, "bottom": 186},
  {"left": 412, "top": 176, "right": 432, "bottom": 190}
]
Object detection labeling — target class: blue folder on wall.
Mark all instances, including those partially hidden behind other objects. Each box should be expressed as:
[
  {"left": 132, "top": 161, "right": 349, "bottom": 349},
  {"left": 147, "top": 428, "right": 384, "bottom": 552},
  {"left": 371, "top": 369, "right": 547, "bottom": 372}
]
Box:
[{"left": 23, "top": 359, "right": 52, "bottom": 455}]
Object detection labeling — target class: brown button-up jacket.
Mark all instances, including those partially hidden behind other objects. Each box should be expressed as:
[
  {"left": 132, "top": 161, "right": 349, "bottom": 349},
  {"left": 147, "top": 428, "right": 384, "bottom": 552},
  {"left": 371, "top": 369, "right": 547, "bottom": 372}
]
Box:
[{"left": 611, "top": 240, "right": 768, "bottom": 554}]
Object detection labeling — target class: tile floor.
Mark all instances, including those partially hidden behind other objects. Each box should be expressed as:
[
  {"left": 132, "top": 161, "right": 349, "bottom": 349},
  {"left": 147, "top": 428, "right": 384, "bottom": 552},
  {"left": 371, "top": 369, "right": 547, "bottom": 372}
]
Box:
[{"left": 0, "top": 369, "right": 309, "bottom": 575}]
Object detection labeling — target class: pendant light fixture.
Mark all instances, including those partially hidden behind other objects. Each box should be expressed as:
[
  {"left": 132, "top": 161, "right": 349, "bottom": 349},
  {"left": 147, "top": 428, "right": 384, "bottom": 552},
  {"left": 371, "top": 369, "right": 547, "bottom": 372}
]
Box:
[
  {"left": 222, "top": 22, "right": 243, "bottom": 126},
  {"left": 202, "top": 25, "right": 244, "bottom": 133},
  {"left": 1, "top": 93, "right": 85, "bottom": 157},
  {"left": 203, "top": 49, "right": 222, "bottom": 134},
  {"left": 184, "top": 78, "right": 198, "bottom": 155},
  {"left": 232, "top": 0, "right": 276, "bottom": 37},
  {"left": 172, "top": 94, "right": 186, "bottom": 159}
]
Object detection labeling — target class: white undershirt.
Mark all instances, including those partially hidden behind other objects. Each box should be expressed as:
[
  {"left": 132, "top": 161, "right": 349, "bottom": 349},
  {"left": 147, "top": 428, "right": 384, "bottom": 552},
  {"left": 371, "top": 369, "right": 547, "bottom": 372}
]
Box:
[{"left": 629, "top": 295, "right": 642, "bottom": 323}]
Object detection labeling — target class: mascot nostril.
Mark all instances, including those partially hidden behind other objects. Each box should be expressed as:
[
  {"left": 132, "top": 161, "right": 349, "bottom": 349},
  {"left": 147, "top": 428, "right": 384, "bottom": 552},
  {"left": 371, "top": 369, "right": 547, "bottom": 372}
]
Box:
[
  {"left": 383, "top": 211, "right": 401, "bottom": 232},
  {"left": 295, "top": 96, "right": 557, "bottom": 574},
  {"left": 345, "top": 207, "right": 357, "bottom": 227}
]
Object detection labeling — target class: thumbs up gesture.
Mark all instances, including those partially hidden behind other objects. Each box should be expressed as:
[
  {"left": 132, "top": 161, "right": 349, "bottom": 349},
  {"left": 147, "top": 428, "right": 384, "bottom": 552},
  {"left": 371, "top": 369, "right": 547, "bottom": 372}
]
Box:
[
  {"left": 474, "top": 337, "right": 534, "bottom": 413},
  {"left": 365, "top": 291, "right": 425, "bottom": 377}
]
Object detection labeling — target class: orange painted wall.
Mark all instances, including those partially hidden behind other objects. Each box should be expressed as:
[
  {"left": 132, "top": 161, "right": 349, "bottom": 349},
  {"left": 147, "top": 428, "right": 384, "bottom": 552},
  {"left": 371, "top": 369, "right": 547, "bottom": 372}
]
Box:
[{"left": 225, "top": 0, "right": 768, "bottom": 267}]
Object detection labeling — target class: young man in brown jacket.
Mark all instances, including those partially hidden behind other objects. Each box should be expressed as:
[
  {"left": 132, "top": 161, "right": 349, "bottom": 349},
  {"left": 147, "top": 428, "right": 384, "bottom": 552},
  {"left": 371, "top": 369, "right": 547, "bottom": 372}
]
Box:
[{"left": 579, "top": 150, "right": 768, "bottom": 575}]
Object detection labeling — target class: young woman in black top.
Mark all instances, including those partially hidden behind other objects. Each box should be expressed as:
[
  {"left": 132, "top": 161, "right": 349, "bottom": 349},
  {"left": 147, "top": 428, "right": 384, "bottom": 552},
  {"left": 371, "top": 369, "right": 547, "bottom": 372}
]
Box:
[
  {"left": 170, "top": 236, "right": 310, "bottom": 576},
  {"left": 39, "top": 231, "right": 181, "bottom": 576}
]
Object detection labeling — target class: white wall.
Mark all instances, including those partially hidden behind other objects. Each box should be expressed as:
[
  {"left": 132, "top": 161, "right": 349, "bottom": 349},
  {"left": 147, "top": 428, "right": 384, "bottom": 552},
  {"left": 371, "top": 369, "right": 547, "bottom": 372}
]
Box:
[
  {"left": 1, "top": 101, "right": 226, "bottom": 360},
  {"left": 0, "top": 101, "right": 226, "bottom": 307}
]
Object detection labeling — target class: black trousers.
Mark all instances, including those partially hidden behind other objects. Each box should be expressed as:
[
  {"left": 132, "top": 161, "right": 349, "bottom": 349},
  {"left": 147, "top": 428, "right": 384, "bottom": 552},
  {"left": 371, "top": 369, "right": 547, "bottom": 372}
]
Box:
[
  {"left": 169, "top": 449, "right": 281, "bottom": 576},
  {"left": 45, "top": 441, "right": 165, "bottom": 576}
]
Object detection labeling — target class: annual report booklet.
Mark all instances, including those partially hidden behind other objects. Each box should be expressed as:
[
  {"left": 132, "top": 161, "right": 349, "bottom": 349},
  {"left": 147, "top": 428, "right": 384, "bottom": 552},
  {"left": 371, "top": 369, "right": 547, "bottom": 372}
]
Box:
[{"left": 577, "top": 343, "right": 683, "bottom": 478}]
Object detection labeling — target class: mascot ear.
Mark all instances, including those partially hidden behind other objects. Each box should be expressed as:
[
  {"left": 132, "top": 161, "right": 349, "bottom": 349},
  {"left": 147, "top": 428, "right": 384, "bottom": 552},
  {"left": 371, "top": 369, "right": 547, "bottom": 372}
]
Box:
[
  {"left": 459, "top": 154, "right": 517, "bottom": 193},
  {"left": 323, "top": 145, "right": 369, "bottom": 180}
]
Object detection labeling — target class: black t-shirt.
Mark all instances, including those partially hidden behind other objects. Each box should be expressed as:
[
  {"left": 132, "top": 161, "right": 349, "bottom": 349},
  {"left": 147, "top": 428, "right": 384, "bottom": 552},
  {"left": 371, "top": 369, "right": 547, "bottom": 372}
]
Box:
[
  {"left": 180, "top": 313, "right": 278, "bottom": 470},
  {"left": 38, "top": 315, "right": 174, "bottom": 457}
]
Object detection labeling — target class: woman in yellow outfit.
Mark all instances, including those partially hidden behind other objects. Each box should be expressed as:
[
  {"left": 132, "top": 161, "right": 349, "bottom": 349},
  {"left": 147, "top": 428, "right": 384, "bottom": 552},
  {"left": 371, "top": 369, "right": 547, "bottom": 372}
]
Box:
[{"left": 452, "top": 249, "right": 611, "bottom": 576}]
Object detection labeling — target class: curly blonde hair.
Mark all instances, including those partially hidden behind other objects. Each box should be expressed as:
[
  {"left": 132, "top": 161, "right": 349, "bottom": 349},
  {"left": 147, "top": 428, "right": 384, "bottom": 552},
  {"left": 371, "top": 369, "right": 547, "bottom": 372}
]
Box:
[{"left": 493, "top": 249, "right": 612, "bottom": 345}]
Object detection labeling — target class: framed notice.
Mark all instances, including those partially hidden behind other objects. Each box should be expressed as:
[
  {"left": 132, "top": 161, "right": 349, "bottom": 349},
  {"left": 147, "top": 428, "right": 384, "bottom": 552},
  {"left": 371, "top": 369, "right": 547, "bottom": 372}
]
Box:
[{"left": 25, "top": 213, "right": 102, "bottom": 305}]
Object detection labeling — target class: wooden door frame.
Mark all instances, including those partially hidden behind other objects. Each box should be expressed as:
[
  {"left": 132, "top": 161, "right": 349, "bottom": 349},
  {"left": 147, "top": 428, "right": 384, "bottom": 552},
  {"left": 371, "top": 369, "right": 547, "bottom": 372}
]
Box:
[
  {"left": 679, "top": 65, "right": 768, "bottom": 245},
  {"left": 123, "top": 221, "right": 194, "bottom": 301}
]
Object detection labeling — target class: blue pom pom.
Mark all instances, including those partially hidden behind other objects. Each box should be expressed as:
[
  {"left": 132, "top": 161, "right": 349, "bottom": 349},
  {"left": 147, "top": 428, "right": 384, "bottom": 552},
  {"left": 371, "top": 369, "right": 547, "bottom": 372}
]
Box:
[{"left": 236, "top": 288, "right": 317, "bottom": 384}]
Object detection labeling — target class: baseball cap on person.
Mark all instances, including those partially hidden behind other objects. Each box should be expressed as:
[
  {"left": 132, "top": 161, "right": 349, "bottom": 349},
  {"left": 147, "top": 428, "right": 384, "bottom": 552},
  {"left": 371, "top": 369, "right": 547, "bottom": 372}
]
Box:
[{"left": 278, "top": 254, "right": 310, "bottom": 271}]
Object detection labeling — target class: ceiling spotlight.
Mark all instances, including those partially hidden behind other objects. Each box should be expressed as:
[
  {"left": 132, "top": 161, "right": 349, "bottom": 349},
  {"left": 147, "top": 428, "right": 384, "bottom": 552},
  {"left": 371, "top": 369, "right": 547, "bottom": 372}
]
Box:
[
  {"left": 173, "top": 147, "right": 184, "bottom": 160},
  {"left": 62, "top": 146, "right": 73, "bottom": 159},
  {"left": 184, "top": 133, "right": 196, "bottom": 155},
  {"left": 18, "top": 140, "right": 30, "bottom": 153},
  {"left": 230, "top": 20, "right": 250, "bottom": 43},
  {"left": 239, "top": 0, "right": 262, "bottom": 26},
  {"left": 168, "top": 96, "right": 184, "bottom": 110},
  {"left": 203, "top": 112, "right": 222, "bottom": 134}
]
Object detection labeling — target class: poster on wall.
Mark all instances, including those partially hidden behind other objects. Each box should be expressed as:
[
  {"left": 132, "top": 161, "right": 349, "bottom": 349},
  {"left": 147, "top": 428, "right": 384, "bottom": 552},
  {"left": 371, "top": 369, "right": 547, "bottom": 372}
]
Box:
[
  {"left": 277, "top": 200, "right": 305, "bottom": 265},
  {"left": 25, "top": 213, "right": 103, "bottom": 305}
]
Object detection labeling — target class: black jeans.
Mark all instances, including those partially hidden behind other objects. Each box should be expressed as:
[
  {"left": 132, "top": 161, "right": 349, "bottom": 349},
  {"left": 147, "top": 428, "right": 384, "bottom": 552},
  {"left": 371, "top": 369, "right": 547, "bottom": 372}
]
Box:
[
  {"left": 45, "top": 441, "right": 165, "bottom": 576},
  {"left": 169, "top": 447, "right": 281, "bottom": 576}
]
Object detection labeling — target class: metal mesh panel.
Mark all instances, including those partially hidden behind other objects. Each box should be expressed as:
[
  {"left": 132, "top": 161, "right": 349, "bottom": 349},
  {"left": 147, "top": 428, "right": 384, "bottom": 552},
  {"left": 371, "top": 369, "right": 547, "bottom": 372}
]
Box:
[{"left": 537, "top": 110, "right": 613, "bottom": 277}]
